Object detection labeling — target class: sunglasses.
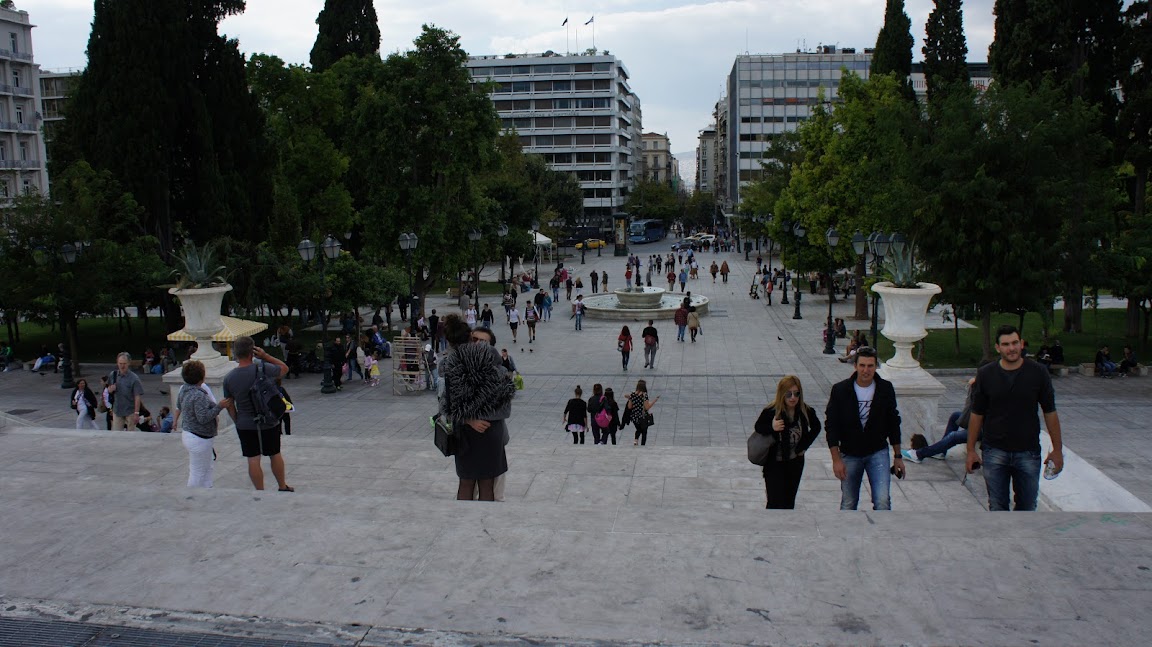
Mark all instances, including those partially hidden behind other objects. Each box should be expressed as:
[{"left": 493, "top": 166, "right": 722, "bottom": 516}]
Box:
[{"left": 785, "top": 390, "right": 801, "bottom": 398}]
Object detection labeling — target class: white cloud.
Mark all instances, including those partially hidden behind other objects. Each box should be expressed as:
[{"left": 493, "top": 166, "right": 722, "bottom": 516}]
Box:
[{"left": 30, "top": 0, "right": 997, "bottom": 173}]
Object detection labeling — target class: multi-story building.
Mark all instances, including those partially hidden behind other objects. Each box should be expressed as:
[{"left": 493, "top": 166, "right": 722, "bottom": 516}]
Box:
[
  {"left": 724, "top": 45, "right": 872, "bottom": 205},
  {"left": 466, "top": 52, "right": 641, "bottom": 233},
  {"left": 695, "top": 127, "right": 717, "bottom": 194},
  {"left": 0, "top": 4, "right": 48, "bottom": 200},
  {"left": 38, "top": 69, "right": 79, "bottom": 170},
  {"left": 909, "top": 62, "right": 993, "bottom": 100},
  {"left": 639, "top": 132, "right": 672, "bottom": 184}
]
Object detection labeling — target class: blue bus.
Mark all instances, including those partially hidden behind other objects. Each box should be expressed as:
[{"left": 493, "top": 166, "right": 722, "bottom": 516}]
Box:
[{"left": 628, "top": 219, "right": 666, "bottom": 244}]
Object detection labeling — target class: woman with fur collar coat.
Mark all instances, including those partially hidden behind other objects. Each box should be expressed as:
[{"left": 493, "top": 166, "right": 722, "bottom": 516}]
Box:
[{"left": 439, "top": 315, "right": 516, "bottom": 501}]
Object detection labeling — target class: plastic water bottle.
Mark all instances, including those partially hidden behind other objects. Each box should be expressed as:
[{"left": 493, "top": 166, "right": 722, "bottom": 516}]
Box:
[{"left": 1043, "top": 460, "right": 1059, "bottom": 480}]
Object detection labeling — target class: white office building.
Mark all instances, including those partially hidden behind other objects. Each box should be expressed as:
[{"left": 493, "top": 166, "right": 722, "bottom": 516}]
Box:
[
  {"left": 0, "top": 4, "right": 48, "bottom": 200},
  {"left": 466, "top": 52, "right": 642, "bottom": 232}
]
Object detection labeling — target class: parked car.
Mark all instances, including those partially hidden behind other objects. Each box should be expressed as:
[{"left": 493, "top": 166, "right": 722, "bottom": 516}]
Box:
[
  {"left": 671, "top": 238, "right": 701, "bottom": 251},
  {"left": 575, "top": 239, "right": 607, "bottom": 250}
]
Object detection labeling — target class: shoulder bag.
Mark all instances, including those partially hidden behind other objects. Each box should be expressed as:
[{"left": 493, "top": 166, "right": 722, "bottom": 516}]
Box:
[
  {"left": 432, "top": 376, "right": 468, "bottom": 457},
  {"left": 748, "top": 429, "right": 776, "bottom": 466}
]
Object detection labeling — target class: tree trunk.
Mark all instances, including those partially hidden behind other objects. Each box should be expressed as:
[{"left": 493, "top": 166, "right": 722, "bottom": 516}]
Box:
[
  {"left": 1127, "top": 300, "right": 1142, "bottom": 339},
  {"left": 1062, "top": 289, "right": 1083, "bottom": 333},
  {"left": 981, "top": 308, "right": 993, "bottom": 363},
  {"left": 67, "top": 313, "right": 81, "bottom": 378},
  {"left": 854, "top": 256, "right": 868, "bottom": 320},
  {"left": 953, "top": 305, "right": 961, "bottom": 355},
  {"left": 140, "top": 302, "right": 151, "bottom": 339}
]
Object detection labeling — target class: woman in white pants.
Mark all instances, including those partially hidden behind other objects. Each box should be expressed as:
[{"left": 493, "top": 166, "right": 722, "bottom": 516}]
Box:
[
  {"left": 70, "top": 379, "right": 100, "bottom": 430},
  {"left": 175, "top": 361, "right": 232, "bottom": 488}
]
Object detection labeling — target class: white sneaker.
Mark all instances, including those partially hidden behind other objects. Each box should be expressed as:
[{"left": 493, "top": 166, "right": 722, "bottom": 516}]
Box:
[{"left": 901, "top": 449, "right": 921, "bottom": 464}]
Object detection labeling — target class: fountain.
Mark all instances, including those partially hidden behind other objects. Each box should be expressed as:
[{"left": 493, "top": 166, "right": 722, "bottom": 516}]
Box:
[{"left": 581, "top": 286, "right": 709, "bottom": 320}]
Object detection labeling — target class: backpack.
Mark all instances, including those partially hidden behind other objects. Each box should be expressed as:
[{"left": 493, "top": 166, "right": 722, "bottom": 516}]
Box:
[
  {"left": 594, "top": 397, "right": 613, "bottom": 428},
  {"left": 249, "top": 360, "right": 286, "bottom": 429}
]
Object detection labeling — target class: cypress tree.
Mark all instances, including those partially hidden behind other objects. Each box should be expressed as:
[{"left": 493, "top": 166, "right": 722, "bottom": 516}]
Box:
[
  {"left": 871, "top": 0, "right": 915, "bottom": 99},
  {"left": 922, "top": 0, "right": 969, "bottom": 106},
  {"left": 310, "top": 0, "right": 382, "bottom": 73}
]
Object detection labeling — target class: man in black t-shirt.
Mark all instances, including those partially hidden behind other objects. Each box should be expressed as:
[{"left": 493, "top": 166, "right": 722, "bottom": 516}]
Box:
[
  {"left": 223, "top": 336, "right": 292, "bottom": 492},
  {"left": 641, "top": 320, "right": 659, "bottom": 369},
  {"left": 966, "top": 325, "right": 1064, "bottom": 511}
]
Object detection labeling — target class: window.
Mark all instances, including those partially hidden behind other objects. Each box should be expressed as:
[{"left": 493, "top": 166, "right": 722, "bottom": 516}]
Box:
[
  {"left": 12, "top": 69, "right": 20, "bottom": 88},
  {"left": 9, "top": 32, "right": 16, "bottom": 53},
  {"left": 15, "top": 105, "right": 23, "bottom": 124},
  {"left": 512, "top": 65, "right": 531, "bottom": 75},
  {"left": 511, "top": 81, "right": 531, "bottom": 93},
  {"left": 0, "top": 181, "right": 7, "bottom": 197},
  {"left": 19, "top": 142, "right": 27, "bottom": 160},
  {"left": 0, "top": 143, "right": 5, "bottom": 160}
]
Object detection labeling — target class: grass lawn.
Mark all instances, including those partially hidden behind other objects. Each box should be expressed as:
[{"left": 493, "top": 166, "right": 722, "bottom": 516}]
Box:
[{"left": 889, "top": 308, "right": 1141, "bottom": 369}]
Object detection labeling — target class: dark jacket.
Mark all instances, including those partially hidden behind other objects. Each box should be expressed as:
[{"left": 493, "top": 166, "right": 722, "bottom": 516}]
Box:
[
  {"left": 439, "top": 342, "right": 515, "bottom": 423},
  {"left": 825, "top": 373, "right": 901, "bottom": 457},
  {"left": 755, "top": 404, "right": 821, "bottom": 463}
]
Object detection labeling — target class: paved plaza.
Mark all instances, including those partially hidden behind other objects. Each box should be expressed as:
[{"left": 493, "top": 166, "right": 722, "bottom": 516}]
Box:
[{"left": 2, "top": 245, "right": 1152, "bottom": 645}]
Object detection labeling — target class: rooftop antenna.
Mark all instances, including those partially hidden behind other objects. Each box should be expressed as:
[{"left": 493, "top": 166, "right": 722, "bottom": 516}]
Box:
[{"left": 745, "top": 28, "right": 749, "bottom": 55}]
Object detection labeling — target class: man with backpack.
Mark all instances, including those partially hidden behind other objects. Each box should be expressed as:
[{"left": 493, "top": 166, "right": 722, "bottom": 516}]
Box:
[{"left": 223, "top": 336, "right": 294, "bottom": 492}]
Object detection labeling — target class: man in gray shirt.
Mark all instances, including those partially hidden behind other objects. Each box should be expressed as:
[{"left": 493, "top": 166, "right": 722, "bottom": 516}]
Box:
[
  {"left": 108, "top": 352, "right": 144, "bottom": 431},
  {"left": 223, "top": 336, "right": 293, "bottom": 492}
]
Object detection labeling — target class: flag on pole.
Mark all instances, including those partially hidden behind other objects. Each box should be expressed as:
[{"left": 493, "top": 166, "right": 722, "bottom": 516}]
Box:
[
  {"left": 562, "top": 17, "right": 568, "bottom": 26},
  {"left": 585, "top": 16, "right": 594, "bottom": 25}
]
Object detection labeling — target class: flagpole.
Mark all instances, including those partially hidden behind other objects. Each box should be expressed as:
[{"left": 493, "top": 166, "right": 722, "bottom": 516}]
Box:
[
  {"left": 592, "top": 20, "right": 596, "bottom": 51},
  {"left": 566, "top": 23, "right": 570, "bottom": 55}
]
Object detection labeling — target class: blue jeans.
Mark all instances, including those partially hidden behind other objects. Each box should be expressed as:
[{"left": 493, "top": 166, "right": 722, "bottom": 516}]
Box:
[
  {"left": 982, "top": 447, "right": 1041, "bottom": 511},
  {"left": 914, "top": 411, "right": 968, "bottom": 460},
  {"left": 574, "top": 313, "right": 583, "bottom": 330},
  {"left": 840, "top": 448, "right": 891, "bottom": 510},
  {"left": 677, "top": 324, "right": 686, "bottom": 340}
]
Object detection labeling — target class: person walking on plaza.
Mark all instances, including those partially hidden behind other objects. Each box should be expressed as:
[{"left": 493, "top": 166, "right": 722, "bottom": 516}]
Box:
[
  {"left": 687, "top": 308, "right": 701, "bottom": 343},
  {"left": 666, "top": 268, "right": 676, "bottom": 291},
  {"left": 754, "top": 375, "right": 822, "bottom": 509},
  {"left": 601, "top": 269, "right": 608, "bottom": 290},
  {"left": 710, "top": 261, "right": 719, "bottom": 283},
  {"left": 765, "top": 276, "right": 774, "bottom": 305},
  {"left": 177, "top": 360, "right": 233, "bottom": 488},
  {"left": 480, "top": 303, "right": 495, "bottom": 329},
  {"left": 574, "top": 276, "right": 584, "bottom": 298},
  {"left": 590, "top": 269, "right": 599, "bottom": 293},
  {"left": 965, "top": 325, "right": 1064, "bottom": 511},
  {"left": 674, "top": 303, "right": 688, "bottom": 342},
  {"left": 440, "top": 315, "right": 515, "bottom": 502},
  {"left": 825, "top": 346, "right": 904, "bottom": 510},
  {"left": 507, "top": 304, "right": 521, "bottom": 343},
  {"left": 720, "top": 260, "right": 730, "bottom": 284},
  {"left": 524, "top": 301, "right": 539, "bottom": 343},
  {"left": 550, "top": 274, "right": 561, "bottom": 302},
  {"left": 625, "top": 264, "right": 634, "bottom": 290},
  {"left": 678, "top": 267, "right": 688, "bottom": 292},
  {"left": 573, "top": 295, "right": 586, "bottom": 330},
  {"left": 601, "top": 388, "right": 622, "bottom": 445},
  {"left": 587, "top": 383, "right": 608, "bottom": 445},
  {"left": 564, "top": 385, "right": 588, "bottom": 444},
  {"left": 533, "top": 289, "right": 547, "bottom": 323},
  {"left": 70, "top": 378, "right": 100, "bottom": 430},
  {"left": 642, "top": 320, "right": 660, "bottom": 369},
  {"left": 618, "top": 325, "right": 634, "bottom": 371},
  {"left": 465, "top": 304, "right": 477, "bottom": 328},
  {"left": 223, "top": 337, "right": 293, "bottom": 492},
  {"left": 904, "top": 377, "right": 977, "bottom": 463},
  {"left": 625, "top": 379, "right": 660, "bottom": 446},
  {"left": 565, "top": 275, "right": 574, "bottom": 300},
  {"left": 107, "top": 352, "right": 144, "bottom": 431}
]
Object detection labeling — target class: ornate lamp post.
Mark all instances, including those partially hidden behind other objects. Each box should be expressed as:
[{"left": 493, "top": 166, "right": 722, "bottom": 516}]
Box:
[
  {"left": 298, "top": 235, "right": 342, "bottom": 393},
  {"left": 823, "top": 227, "right": 840, "bottom": 354},
  {"left": 867, "top": 231, "right": 892, "bottom": 346},
  {"left": 531, "top": 219, "right": 540, "bottom": 285},
  {"left": 59, "top": 243, "right": 78, "bottom": 389},
  {"left": 497, "top": 223, "right": 509, "bottom": 287},
  {"left": 468, "top": 229, "right": 482, "bottom": 307},
  {"left": 398, "top": 232, "right": 418, "bottom": 319},
  {"left": 792, "top": 221, "right": 806, "bottom": 320}
]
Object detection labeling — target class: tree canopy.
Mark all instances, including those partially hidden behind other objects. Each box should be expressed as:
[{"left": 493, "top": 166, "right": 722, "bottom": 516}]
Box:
[{"left": 310, "top": 0, "right": 381, "bottom": 73}]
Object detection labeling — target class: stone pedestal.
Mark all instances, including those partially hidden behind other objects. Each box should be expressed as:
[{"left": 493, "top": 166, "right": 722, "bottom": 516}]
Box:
[{"left": 873, "top": 281, "right": 946, "bottom": 439}]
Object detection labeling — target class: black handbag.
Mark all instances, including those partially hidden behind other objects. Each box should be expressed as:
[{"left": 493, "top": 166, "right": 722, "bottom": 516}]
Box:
[
  {"left": 432, "top": 377, "right": 468, "bottom": 457},
  {"left": 747, "top": 430, "right": 776, "bottom": 466}
]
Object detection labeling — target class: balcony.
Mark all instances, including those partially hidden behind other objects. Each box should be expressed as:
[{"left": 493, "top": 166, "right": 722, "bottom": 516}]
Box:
[{"left": 0, "top": 159, "right": 42, "bottom": 170}]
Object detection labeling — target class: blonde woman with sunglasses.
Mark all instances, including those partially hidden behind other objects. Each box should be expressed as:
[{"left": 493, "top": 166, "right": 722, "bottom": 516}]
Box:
[{"left": 753, "top": 376, "right": 822, "bottom": 509}]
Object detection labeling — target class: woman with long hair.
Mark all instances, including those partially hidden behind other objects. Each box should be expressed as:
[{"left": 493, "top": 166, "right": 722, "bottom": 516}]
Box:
[
  {"left": 618, "top": 325, "right": 633, "bottom": 371},
  {"left": 753, "top": 375, "right": 822, "bottom": 509},
  {"left": 601, "top": 388, "right": 621, "bottom": 445},
  {"left": 564, "top": 385, "right": 588, "bottom": 444},
  {"left": 439, "top": 314, "right": 516, "bottom": 501},
  {"left": 624, "top": 379, "right": 660, "bottom": 446},
  {"left": 70, "top": 378, "right": 99, "bottom": 430}
]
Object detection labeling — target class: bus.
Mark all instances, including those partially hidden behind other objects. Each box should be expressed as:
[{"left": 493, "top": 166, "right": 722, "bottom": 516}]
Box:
[{"left": 628, "top": 219, "right": 666, "bottom": 244}]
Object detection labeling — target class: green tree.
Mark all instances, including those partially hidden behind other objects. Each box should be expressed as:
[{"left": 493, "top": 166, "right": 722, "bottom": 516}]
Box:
[
  {"left": 52, "top": 0, "right": 272, "bottom": 332},
  {"left": 921, "top": 0, "right": 969, "bottom": 108},
  {"left": 624, "top": 179, "right": 680, "bottom": 225},
  {"left": 870, "top": 0, "right": 915, "bottom": 99},
  {"left": 310, "top": 0, "right": 381, "bottom": 73}
]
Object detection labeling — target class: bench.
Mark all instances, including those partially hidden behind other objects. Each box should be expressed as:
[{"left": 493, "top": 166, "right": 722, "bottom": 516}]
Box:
[
  {"left": 23, "top": 359, "right": 57, "bottom": 373},
  {"left": 1080, "top": 363, "right": 1096, "bottom": 377},
  {"left": 1048, "top": 364, "right": 1069, "bottom": 377},
  {"left": 1128, "top": 364, "right": 1149, "bottom": 377}
]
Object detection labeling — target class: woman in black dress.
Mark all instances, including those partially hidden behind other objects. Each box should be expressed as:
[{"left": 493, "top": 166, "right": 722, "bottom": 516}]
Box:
[
  {"left": 439, "top": 314, "right": 516, "bottom": 501},
  {"left": 753, "top": 375, "right": 821, "bottom": 509},
  {"left": 601, "top": 388, "right": 621, "bottom": 445},
  {"left": 563, "top": 385, "right": 587, "bottom": 444}
]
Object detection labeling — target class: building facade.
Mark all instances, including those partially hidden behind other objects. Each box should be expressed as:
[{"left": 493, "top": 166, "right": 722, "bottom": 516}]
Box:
[
  {"left": 724, "top": 46, "right": 872, "bottom": 205},
  {"left": 639, "top": 132, "right": 672, "bottom": 184},
  {"left": 0, "top": 4, "right": 48, "bottom": 200},
  {"left": 466, "top": 52, "right": 641, "bottom": 233},
  {"left": 38, "top": 69, "right": 78, "bottom": 170},
  {"left": 909, "top": 62, "right": 993, "bottom": 100},
  {"left": 695, "top": 127, "right": 717, "bottom": 194}
]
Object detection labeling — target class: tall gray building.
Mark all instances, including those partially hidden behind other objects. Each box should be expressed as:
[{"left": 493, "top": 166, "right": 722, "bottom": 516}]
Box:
[
  {"left": 466, "top": 52, "right": 642, "bottom": 232},
  {"left": 0, "top": 4, "right": 49, "bottom": 200},
  {"left": 724, "top": 46, "right": 872, "bottom": 205}
]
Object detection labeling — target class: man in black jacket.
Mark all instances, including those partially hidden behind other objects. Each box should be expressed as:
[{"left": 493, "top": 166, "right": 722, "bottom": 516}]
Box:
[{"left": 825, "top": 347, "right": 904, "bottom": 510}]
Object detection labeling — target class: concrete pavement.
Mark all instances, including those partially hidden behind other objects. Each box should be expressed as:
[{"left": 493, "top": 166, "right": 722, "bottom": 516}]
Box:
[{"left": 2, "top": 242, "right": 1152, "bottom": 645}]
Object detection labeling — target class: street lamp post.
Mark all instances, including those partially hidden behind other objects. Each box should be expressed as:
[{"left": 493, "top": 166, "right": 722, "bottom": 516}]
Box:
[
  {"left": 532, "top": 219, "right": 540, "bottom": 286},
  {"left": 398, "top": 232, "right": 418, "bottom": 316},
  {"left": 468, "top": 229, "right": 482, "bottom": 307},
  {"left": 58, "top": 243, "right": 78, "bottom": 388},
  {"left": 823, "top": 227, "right": 840, "bottom": 354},
  {"left": 298, "top": 235, "right": 342, "bottom": 394},
  {"left": 792, "top": 222, "right": 806, "bottom": 320},
  {"left": 867, "top": 232, "right": 892, "bottom": 346},
  {"left": 497, "top": 224, "right": 509, "bottom": 288}
]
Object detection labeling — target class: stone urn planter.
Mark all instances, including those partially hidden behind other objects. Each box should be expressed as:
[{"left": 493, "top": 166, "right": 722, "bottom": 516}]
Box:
[
  {"left": 872, "top": 281, "right": 941, "bottom": 370},
  {"left": 169, "top": 284, "right": 231, "bottom": 361}
]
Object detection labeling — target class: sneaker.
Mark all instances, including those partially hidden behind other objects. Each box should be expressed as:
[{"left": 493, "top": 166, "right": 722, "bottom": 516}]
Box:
[
  {"left": 929, "top": 452, "right": 946, "bottom": 461},
  {"left": 901, "top": 449, "right": 921, "bottom": 464}
]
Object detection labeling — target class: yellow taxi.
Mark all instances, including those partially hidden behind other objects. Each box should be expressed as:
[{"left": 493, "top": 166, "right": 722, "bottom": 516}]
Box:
[{"left": 575, "top": 238, "right": 607, "bottom": 250}]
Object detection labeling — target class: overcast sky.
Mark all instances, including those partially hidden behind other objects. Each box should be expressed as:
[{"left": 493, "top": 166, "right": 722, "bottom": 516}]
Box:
[{"left": 32, "top": 0, "right": 996, "bottom": 159}]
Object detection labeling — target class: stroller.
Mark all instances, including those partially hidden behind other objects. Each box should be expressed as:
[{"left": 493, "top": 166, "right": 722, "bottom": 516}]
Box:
[{"left": 748, "top": 283, "right": 761, "bottom": 299}]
